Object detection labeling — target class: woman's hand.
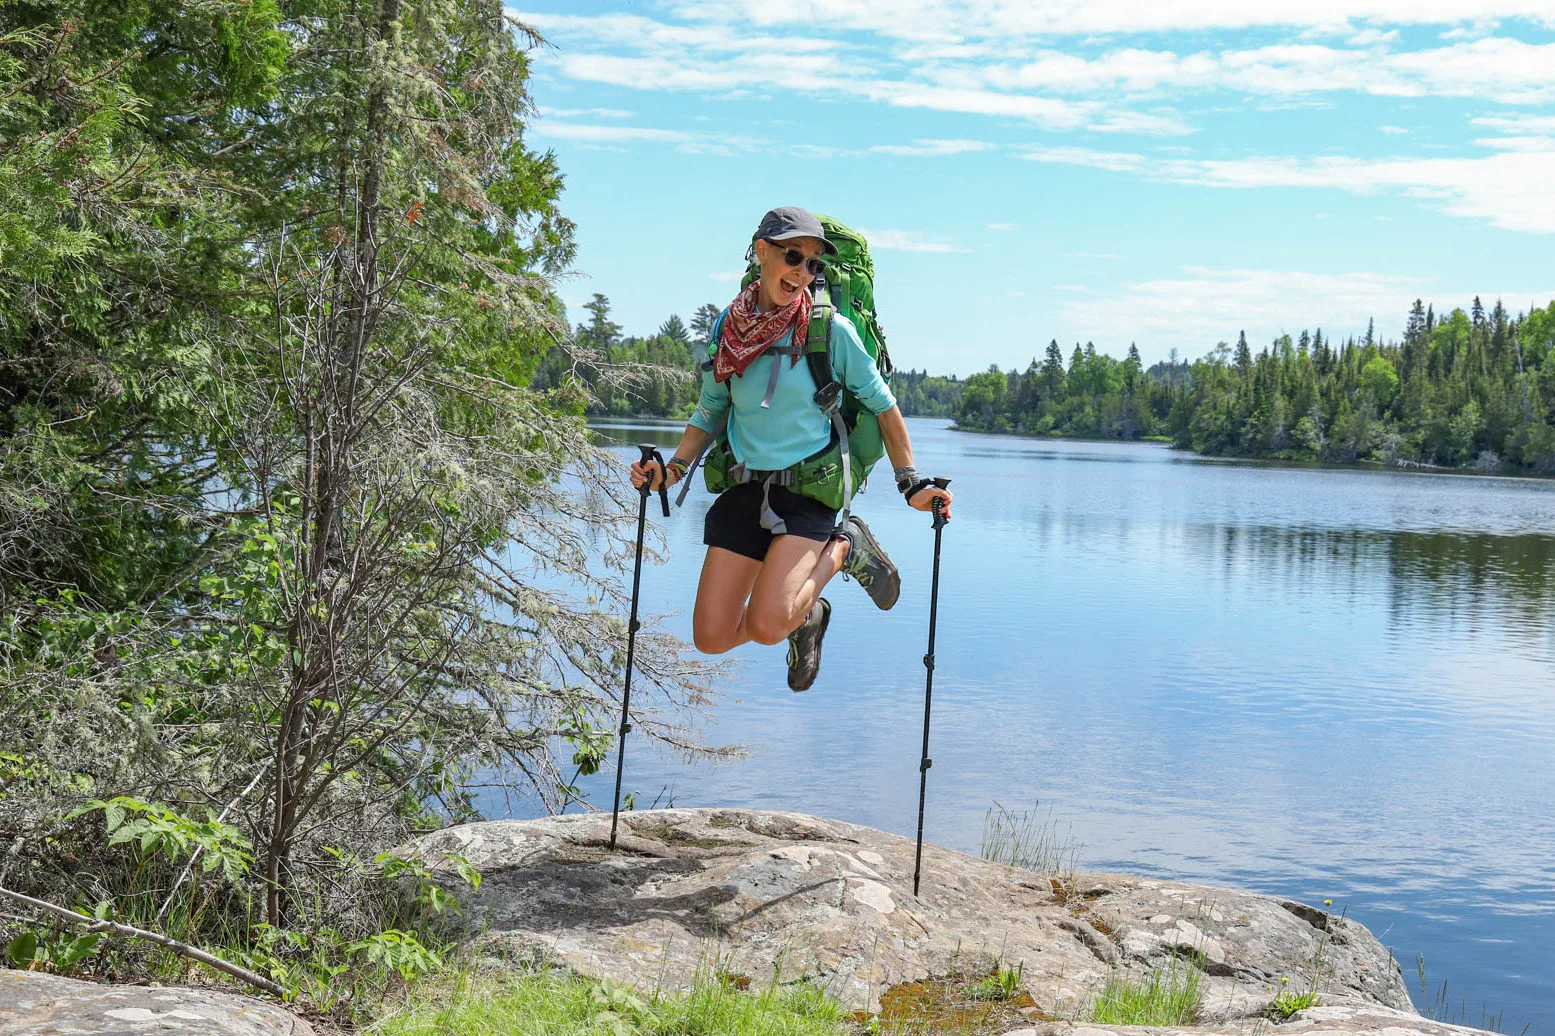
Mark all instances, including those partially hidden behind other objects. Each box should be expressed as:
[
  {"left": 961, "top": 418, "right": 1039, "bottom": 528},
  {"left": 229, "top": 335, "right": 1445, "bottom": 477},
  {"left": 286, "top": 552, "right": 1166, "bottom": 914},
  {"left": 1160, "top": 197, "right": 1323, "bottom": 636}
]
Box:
[
  {"left": 630, "top": 457, "right": 681, "bottom": 492},
  {"left": 907, "top": 483, "right": 952, "bottom": 520}
]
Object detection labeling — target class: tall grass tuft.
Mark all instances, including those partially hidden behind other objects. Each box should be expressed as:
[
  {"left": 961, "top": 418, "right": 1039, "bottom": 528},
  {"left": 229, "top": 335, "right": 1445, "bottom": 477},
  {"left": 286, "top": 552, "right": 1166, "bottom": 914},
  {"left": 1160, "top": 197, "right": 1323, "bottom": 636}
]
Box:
[
  {"left": 1087, "top": 957, "right": 1201, "bottom": 1026},
  {"left": 1416, "top": 955, "right": 1530, "bottom": 1036},
  {"left": 979, "top": 800, "right": 1079, "bottom": 874}
]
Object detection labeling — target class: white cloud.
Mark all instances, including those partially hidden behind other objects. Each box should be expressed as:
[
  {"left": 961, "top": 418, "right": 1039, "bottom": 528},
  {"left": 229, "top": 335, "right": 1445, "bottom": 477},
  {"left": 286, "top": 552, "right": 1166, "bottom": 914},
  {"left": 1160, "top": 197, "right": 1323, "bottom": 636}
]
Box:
[
  {"left": 858, "top": 81, "right": 1096, "bottom": 127},
  {"left": 868, "top": 138, "right": 997, "bottom": 156},
  {"left": 660, "top": 1, "right": 1555, "bottom": 39},
  {"left": 537, "top": 106, "right": 633, "bottom": 119},
  {"left": 541, "top": 17, "right": 1555, "bottom": 121},
  {"left": 1021, "top": 145, "right": 1555, "bottom": 233},
  {"left": 1441, "top": 18, "right": 1503, "bottom": 39},
  {"left": 533, "top": 124, "right": 694, "bottom": 143},
  {"left": 1473, "top": 135, "right": 1555, "bottom": 151},
  {"left": 530, "top": 122, "right": 771, "bottom": 155},
  {"left": 1472, "top": 114, "right": 1555, "bottom": 133},
  {"left": 1060, "top": 266, "right": 1555, "bottom": 356},
  {"left": 858, "top": 229, "right": 971, "bottom": 253},
  {"left": 1022, "top": 145, "right": 1150, "bottom": 173},
  {"left": 1379, "top": 124, "right": 1410, "bottom": 133},
  {"left": 1348, "top": 27, "right": 1400, "bottom": 45},
  {"left": 1091, "top": 108, "right": 1196, "bottom": 136},
  {"left": 985, "top": 222, "right": 1018, "bottom": 230}
]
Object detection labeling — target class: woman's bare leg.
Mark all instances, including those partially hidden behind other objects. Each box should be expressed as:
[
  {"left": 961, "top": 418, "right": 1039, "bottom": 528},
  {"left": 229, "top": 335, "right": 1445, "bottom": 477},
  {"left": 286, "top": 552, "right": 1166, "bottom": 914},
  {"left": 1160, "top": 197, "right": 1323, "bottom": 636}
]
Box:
[
  {"left": 743, "top": 534, "right": 849, "bottom": 645},
  {"left": 692, "top": 547, "right": 762, "bottom": 654}
]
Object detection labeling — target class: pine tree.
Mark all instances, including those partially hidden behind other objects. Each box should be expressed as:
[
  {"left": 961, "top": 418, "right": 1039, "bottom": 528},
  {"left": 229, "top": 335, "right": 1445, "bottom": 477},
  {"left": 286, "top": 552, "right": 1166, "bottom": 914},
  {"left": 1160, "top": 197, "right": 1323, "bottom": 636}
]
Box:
[
  {"left": 691, "top": 302, "right": 722, "bottom": 345},
  {"left": 658, "top": 313, "right": 690, "bottom": 343},
  {"left": 1043, "top": 339, "right": 1066, "bottom": 400},
  {"left": 1235, "top": 331, "right": 1253, "bottom": 381},
  {"left": 579, "top": 293, "right": 623, "bottom": 351}
]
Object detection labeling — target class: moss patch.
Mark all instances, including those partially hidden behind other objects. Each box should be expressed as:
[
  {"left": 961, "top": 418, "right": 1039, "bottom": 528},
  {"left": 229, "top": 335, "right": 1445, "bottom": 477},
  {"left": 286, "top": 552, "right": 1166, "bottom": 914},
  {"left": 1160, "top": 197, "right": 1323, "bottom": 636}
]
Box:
[
  {"left": 855, "top": 968, "right": 1047, "bottom": 1035},
  {"left": 627, "top": 820, "right": 753, "bottom": 851}
]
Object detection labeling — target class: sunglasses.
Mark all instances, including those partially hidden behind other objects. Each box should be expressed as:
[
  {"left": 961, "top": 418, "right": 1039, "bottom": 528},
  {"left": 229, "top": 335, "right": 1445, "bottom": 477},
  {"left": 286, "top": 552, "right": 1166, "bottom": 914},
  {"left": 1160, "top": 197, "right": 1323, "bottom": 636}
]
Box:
[{"left": 765, "top": 240, "right": 827, "bottom": 277}]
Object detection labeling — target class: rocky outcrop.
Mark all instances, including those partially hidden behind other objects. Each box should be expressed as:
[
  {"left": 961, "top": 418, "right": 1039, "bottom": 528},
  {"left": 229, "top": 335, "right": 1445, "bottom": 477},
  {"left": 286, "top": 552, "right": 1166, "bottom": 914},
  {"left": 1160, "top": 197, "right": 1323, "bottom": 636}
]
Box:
[
  {"left": 0, "top": 970, "right": 314, "bottom": 1036},
  {"left": 1006, "top": 1001, "right": 1499, "bottom": 1034},
  {"left": 402, "top": 807, "right": 1471, "bottom": 1032}
]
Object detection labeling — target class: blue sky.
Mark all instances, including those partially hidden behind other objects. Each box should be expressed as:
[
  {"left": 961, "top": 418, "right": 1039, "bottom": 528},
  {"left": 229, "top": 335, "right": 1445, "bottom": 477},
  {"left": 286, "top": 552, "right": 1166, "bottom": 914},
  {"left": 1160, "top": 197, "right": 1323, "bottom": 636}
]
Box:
[{"left": 513, "top": 1, "right": 1555, "bottom": 375}]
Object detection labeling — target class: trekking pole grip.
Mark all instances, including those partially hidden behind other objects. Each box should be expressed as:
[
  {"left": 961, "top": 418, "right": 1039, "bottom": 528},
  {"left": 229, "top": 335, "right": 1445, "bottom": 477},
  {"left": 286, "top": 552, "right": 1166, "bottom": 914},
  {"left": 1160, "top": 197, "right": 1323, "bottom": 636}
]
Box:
[
  {"left": 929, "top": 477, "right": 951, "bottom": 530},
  {"left": 638, "top": 443, "right": 670, "bottom": 517}
]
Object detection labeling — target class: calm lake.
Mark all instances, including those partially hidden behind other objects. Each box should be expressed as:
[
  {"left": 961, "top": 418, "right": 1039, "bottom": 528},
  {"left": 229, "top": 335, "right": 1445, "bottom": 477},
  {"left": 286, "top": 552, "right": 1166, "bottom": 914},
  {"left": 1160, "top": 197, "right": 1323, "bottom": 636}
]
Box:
[{"left": 492, "top": 417, "right": 1555, "bottom": 1033}]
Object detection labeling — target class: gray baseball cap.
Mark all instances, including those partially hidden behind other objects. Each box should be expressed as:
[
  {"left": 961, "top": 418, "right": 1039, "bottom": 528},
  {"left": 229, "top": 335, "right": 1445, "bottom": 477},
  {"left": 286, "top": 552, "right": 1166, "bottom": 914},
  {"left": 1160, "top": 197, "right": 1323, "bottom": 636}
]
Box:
[{"left": 755, "top": 206, "right": 838, "bottom": 255}]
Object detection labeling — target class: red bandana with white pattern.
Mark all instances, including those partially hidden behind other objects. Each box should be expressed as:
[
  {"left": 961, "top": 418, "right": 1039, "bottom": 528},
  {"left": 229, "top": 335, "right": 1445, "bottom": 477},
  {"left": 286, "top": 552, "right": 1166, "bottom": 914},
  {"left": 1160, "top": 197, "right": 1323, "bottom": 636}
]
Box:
[{"left": 713, "top": 279, "right": 811, "bottom": 384}]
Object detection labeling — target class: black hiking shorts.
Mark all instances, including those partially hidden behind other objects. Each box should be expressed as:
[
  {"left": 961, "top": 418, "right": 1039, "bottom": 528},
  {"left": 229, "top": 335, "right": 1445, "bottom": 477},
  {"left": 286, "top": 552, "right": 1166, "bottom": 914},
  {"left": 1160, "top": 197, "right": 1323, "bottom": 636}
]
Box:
[{"left": 703, "top": 481, "right": 838, "bottom": 561}]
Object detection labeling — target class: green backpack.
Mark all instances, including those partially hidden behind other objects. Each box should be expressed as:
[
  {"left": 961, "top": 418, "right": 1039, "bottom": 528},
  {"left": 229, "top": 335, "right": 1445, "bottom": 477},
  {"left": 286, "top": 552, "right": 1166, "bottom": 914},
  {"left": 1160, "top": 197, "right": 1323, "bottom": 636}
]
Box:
[{"left": 678, "top": 215, "right": 894, "bottom": 522}]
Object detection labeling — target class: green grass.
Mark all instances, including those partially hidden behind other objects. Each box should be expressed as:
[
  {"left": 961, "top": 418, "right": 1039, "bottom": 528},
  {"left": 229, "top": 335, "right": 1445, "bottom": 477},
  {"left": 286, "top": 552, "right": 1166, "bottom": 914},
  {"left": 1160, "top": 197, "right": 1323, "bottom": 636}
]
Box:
[
  {"left": 1086, "top": 958, "right": 1201, "bottom": 1026},
  {"left": 368, "top": 967, "right": 851, "bottom": 1036},
  {"left": 979, "top": 801, "right": 1078, "bottom": 875}
]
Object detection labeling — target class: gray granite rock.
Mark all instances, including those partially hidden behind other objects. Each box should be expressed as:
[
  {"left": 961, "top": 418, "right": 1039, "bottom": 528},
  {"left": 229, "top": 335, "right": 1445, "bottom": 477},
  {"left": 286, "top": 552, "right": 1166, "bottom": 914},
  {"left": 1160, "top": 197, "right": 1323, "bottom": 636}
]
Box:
[
  {"left": 0, "top": 971, "right": 313, "bottom": 1036},
  {"left": 400, "top": 807, "right": 1470, "bottom": 1031},
  {"left": 1008, "top": 996, "right": 1500, "bottom": 1034}
]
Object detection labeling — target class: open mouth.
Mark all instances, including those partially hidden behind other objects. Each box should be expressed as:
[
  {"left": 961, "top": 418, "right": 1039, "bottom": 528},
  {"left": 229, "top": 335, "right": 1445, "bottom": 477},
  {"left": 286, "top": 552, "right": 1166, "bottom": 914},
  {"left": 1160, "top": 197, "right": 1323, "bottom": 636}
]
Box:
[{"left": 780, "top": 275, "right": 804, "bottom": 296}]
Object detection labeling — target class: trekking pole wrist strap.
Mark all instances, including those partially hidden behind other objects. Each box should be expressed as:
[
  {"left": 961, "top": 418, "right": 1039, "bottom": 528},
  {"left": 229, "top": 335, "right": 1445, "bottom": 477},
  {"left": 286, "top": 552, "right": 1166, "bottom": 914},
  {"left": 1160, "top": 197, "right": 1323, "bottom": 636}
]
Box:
[{"left": 900, "top": 476, "right": 936, "bottom": 502}]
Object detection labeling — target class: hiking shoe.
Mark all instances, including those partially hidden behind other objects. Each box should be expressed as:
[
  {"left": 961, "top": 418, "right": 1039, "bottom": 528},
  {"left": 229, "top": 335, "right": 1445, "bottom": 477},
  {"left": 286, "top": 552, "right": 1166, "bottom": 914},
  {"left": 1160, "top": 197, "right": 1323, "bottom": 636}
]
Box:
[
  {"left": 839, "top": 515, "right": 900, "bottom": 611},
  {"left": 785, "top": 598, "right": 831, "bottom": 692}
]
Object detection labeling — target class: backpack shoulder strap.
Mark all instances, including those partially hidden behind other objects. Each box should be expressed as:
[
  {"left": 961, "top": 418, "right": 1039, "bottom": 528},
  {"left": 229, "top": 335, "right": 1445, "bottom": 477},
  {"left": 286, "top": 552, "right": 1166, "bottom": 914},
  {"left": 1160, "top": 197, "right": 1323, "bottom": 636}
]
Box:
[{"left": 805, "top": 288, "right": 841, "bottom": 416}]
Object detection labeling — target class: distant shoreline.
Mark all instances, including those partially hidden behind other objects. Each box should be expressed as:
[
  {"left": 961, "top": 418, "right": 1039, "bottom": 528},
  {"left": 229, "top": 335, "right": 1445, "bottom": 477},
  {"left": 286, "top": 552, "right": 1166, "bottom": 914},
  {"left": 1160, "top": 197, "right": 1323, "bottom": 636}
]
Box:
[{"left": 945, "top": 423, "right": 1555, "bottom": 483}]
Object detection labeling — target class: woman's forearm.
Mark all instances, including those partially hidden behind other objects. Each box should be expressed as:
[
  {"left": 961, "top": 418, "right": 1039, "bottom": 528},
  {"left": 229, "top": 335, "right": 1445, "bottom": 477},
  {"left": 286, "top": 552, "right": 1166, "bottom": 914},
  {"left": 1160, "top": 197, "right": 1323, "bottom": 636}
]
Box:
[
  {"left": 878, "top": 406, "right": 913, "bottom": 472},
  {"left": 673, "top": 424, "right": 713, "bottom": 464}
]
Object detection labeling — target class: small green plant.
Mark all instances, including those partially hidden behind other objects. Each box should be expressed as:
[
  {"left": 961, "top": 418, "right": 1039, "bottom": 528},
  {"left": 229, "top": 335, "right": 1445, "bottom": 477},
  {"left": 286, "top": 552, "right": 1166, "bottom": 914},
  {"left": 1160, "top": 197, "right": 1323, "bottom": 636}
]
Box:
[
  {"left": 968, "top": 962, "right": 1025, "bottom": 1001},
  {"left": 4, "top": 902, "right": 112, "bottom": 974},
  {"left": 1088, "top": 957, "right": 1202, "bottom": 1026},
  {"left": 1268, "top": 986, "right": 1319, "bottom": 1018},
  {"left": 588, "top": 979, "right": 659, "bottom": 1035}
]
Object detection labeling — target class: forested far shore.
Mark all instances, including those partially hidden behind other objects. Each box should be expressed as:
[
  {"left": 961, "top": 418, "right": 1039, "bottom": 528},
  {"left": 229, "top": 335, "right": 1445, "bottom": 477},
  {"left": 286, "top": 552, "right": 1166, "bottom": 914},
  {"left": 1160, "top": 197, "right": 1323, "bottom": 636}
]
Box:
[{"left": 550, "top": 292, "right": 1555, "bottom": 476}]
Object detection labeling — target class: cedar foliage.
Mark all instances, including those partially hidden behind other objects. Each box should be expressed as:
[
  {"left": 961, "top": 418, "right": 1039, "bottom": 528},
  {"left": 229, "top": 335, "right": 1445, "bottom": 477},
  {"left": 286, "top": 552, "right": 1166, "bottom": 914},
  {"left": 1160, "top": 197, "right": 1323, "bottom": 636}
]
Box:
[{"left": 1, "top": 0, "right": 722, "bottom": 973}]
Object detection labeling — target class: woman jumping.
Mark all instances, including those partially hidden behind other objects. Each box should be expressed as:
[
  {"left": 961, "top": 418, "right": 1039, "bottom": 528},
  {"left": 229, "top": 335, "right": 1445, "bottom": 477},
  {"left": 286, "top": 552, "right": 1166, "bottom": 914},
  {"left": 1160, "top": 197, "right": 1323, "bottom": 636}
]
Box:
[{"left": 631, "top": 205, "right": 954, "bottom": 691}]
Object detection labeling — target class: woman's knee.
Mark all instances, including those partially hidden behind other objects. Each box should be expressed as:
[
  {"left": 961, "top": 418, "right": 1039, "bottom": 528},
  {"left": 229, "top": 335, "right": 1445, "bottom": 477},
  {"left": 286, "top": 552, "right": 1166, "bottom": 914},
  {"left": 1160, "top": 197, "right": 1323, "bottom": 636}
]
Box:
[
  {"left": 693, "top": 625, "right": 737, "bottom": 654},
  {"left": 744, "top": 600, "right": 799, "bottom": 645},
  {"left": 692, "top": 612, "right": 742, "bottom": 654}
]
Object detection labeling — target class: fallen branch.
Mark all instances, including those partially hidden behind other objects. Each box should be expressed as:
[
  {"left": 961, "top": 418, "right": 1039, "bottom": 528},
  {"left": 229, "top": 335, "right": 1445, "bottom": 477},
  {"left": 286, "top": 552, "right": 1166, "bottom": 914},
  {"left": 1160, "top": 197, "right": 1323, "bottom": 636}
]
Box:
[{"left": 0, "top": 885, "right": 286, "bottom": 998}]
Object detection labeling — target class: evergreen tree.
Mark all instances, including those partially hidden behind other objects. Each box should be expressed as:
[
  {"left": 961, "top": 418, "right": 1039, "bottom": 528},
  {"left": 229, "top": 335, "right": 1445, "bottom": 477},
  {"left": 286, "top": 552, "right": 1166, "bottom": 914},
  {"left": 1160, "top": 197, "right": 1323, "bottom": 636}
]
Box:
[
  {"left": 1043, "top": 340, "right": 1066, "bottom": 399},
  {"left": 578, "top": 293, "right": 623, "bottom": 350},
  {"left": 659, "top": 313, "right": 690, "bottom": 343},
  {"left": 691, "top": 302, "right": 722, "bottom": 345}
]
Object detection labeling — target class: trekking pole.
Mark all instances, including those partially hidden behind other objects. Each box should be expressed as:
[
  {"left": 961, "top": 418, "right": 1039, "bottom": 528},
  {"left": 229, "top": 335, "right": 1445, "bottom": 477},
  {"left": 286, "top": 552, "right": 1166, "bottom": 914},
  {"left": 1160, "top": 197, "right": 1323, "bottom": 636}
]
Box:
[
  {"left": 609, "top": 444, "right": 670, "bottom": 851},
  {"left": 913, "top": 477, "right": 952, "bottom": 896}
]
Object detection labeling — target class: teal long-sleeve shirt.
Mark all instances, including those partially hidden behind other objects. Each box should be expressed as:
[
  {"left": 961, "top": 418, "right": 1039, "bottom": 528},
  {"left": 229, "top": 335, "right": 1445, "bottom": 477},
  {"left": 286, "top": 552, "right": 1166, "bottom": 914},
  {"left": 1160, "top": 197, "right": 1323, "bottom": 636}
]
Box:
[{"left": 689, "top": 312, "right": 896, "bottom": 471}]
